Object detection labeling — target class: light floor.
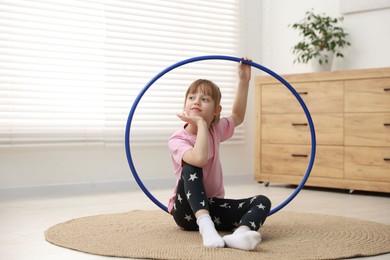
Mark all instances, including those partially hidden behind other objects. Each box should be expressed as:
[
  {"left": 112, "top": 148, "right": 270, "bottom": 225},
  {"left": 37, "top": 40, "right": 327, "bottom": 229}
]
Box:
[{"left": 1, "top": 180, "right": 389, "bottom": 260}]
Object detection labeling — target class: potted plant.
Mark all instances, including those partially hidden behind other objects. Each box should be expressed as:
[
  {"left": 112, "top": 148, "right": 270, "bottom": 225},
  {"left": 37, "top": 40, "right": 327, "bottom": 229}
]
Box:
[{"left": 290, "top": 10, "right": 351, "bottom": 70}]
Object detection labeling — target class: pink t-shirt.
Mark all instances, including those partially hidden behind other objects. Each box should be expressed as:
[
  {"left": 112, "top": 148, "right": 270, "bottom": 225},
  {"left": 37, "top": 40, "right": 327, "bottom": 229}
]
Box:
[{"left": 167, "top": 116, "right": 235, "bottom": 213}]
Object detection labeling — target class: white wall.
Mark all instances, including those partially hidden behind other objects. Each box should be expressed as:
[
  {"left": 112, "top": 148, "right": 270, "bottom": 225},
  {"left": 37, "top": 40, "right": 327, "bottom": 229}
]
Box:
[
  {"left": 259, "top": 0, "right": 390, "bottom": 74},
  {"left": 1, "top": 0, "right": 389, "bottom": 192}
]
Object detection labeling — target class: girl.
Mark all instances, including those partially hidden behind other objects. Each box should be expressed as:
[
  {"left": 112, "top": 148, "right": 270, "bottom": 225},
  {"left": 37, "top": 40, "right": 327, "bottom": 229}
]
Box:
[{"left": 168, "top": 57, "right": 271, "bottom": 251}]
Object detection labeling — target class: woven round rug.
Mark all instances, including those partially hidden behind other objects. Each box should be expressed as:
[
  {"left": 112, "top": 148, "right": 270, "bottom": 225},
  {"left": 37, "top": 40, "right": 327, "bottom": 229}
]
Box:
[{"left": 45, "top": 210, "right": 390, "bottom": 260}]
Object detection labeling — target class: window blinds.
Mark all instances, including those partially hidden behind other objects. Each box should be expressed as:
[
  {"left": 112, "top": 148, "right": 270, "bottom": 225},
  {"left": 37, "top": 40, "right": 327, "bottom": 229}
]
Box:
[{"left": 0, "top": 0, "right": 243, "bottom": 147}]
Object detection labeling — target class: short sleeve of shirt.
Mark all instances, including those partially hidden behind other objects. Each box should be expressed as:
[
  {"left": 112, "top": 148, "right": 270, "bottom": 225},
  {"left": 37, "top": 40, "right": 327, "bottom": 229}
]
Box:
[
  {"left": 168, "top": 133, "right": 195, "bottom": 167},
  {"left": 215, "top": 116, "right": 235, "bottom": 142}
]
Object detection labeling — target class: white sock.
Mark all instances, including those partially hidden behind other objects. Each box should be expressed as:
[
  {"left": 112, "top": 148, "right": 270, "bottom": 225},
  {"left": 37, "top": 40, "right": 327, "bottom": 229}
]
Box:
[
  {"left": 196, "top": 214, "right": 225, "bottom": 248},
  {"left": 223, "top": 226, "right": 261, "bottom": 251}
]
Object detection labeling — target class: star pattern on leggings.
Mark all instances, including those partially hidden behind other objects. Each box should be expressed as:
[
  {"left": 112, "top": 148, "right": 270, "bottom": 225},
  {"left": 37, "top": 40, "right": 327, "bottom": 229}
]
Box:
[
  {"left": 186, "top": 191, "right": 191, "bottom": 199},
  {"left": 177, "top": 194, "right": 183, "bottom": 203},
  {"left": 188, "top": 173, "right": 198, "bottom": 181},
  {"left": 213, "top": 216, "right": 222, "bottom": 226},
  {"left": 184, "top": 214, "right": 193, "bottom": 222},
  {"left": 238, "top": 202, "right": 245, "bottom": 209},
  {"left": 257, "top": 203, "right": 266, "bottom": 210},
  {"left": 250, "top": 196, "right": 257, "bottom": 204},
  {"left": 220, "top": 202, "right": 231, "bottom": 209},
  {"left": 250, "top": 221, "right": 257, "bottom": 229}
]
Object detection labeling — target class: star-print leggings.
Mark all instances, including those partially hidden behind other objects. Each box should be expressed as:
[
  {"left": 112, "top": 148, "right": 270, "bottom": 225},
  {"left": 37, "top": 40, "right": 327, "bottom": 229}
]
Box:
[{"left": 172, "top": 163, "right": 271, "bottom": 231}]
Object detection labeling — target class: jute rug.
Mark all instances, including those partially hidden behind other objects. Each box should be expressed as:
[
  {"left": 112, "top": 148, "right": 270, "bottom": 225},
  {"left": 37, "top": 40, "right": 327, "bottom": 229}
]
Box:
[{"left": 45, "top": 210, "right": 390, "bottom": 260}]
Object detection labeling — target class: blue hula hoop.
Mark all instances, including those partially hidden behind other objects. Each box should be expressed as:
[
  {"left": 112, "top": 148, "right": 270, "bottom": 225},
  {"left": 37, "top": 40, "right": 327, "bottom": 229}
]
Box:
[{"left": 125, "top": 55, "right": 316, "bottom": 216}]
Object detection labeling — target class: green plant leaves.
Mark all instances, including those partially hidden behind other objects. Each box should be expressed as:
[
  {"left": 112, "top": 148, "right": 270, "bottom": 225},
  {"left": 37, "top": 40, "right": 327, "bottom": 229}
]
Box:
[{"left": 289, "top": 10, "right": 351, "bottom": 65}]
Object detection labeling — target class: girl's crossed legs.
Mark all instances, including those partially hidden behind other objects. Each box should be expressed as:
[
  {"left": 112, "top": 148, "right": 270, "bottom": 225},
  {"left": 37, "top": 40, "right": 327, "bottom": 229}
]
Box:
[{"left": 172, "top": 163, "right": 271, "bottom": 250}]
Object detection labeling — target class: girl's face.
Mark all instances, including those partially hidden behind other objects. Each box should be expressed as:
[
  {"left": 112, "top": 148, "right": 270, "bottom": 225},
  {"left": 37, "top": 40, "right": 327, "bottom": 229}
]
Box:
[{"left": 184, "top": 91, "right": 220, "bottom": 125}]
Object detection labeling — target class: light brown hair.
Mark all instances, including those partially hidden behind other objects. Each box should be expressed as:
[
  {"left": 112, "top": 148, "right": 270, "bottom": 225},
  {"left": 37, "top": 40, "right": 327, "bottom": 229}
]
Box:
[{"left": 185, "top": 79, "right": 222, "bottom": 124}]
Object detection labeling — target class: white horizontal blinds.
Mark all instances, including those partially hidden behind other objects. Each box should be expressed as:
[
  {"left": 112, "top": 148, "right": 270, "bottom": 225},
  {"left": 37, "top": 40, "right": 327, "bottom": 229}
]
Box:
[
  {"left": 0, "top": 0, "right": 106, "bottom": 146},
  {"left": 0, "top": 0, "right": 243, "bottom": 147},
  {"left": 104, "top": 0, "right": 244, "bottom": 145}
]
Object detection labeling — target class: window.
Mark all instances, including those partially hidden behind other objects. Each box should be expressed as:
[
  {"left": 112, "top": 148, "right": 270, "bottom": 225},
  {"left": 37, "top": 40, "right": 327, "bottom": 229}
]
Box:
[{"left": 0, "top": 0, "right": 243, "bottom": 147}]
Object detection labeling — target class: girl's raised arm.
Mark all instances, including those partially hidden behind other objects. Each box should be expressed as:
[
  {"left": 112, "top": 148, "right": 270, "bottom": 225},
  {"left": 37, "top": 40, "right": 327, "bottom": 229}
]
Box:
[{"left": 231, "top": 57, "right": 252, "bottom": 127}]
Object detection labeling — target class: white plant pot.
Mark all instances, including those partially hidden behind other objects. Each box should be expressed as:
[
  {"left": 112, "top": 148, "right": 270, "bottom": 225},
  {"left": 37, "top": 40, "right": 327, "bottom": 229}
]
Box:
[{"left": 310, "top": 51, "right": 334, "bottom": 71}]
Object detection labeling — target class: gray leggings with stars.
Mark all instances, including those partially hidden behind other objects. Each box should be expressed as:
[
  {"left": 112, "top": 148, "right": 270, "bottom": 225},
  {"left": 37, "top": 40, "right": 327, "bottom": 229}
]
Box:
[{"left": 172, "top": 163, "right": 271, "bottom": 232}]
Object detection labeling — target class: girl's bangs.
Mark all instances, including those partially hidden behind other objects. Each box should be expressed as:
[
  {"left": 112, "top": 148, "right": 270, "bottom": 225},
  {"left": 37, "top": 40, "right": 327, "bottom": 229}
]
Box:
[
  {"left": 186, "top": 79, "right": 221, "bottom": 105},
  {"left": 189, "top": 83, "right": 214, "bottom": 96}
]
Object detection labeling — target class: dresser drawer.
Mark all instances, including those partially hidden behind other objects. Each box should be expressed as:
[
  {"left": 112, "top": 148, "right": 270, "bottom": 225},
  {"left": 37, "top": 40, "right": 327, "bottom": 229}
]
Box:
[
  {"left": 262, "top": 81, "right": 343, "bottom": 114},
  {"left": 261, "top": 113, "right": 343, "bottom": 145},
  {"left": 261, "top": 144, "right": 343, "bottom": 178},
  {"left": 345, "top": 146, "right": 390, "bottom": 182},
  {"left": 345, "top": 78, "right": 390, "bottom": 112},
  {"left": 345, "top": 113, "right": 390, "bottom": 146}
]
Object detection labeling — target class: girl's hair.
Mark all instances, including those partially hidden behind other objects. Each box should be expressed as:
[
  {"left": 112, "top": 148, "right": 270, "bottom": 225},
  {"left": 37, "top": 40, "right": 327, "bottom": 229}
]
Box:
[{"left": 184, "top": 79, "right": 222, "bottom": 124}]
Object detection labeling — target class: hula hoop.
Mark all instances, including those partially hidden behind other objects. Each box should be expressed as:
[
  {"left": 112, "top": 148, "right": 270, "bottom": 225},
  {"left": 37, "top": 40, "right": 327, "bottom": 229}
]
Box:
[{"left": 125, "top": 55, "right": 316, "bottom": 216}]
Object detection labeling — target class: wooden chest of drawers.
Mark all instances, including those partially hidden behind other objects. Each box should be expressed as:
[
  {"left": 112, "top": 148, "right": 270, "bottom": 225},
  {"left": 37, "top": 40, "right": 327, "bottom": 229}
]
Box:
[{"left": 254, "top": 67, "right": 390, "bottom": 193}]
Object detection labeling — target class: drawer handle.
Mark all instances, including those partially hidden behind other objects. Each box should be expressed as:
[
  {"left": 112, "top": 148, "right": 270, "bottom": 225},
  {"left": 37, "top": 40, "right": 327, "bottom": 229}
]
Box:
[
  {"left": 384, "top": 88, "right": 390, "bottom": 91},
  {"left": 291, "top": 154, "right": 308, "bottom": 158},
  {"left": 384, "top": 123, "right": 390, "bottom": 127},
  {"left": 384, "top": 158, "right": 390, "bottom": 162},
  {"left": 292, "top": 123, "right": 308, "bottom": 126},
  {"left": 298, "top": 91, "right": 308, "bottom": 95}
]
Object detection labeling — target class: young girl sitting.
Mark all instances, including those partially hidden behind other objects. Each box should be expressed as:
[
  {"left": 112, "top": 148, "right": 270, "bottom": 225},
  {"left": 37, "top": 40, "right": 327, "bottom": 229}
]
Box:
[{"left": 167, "top": 57, "right": 271, "bottom": 251}]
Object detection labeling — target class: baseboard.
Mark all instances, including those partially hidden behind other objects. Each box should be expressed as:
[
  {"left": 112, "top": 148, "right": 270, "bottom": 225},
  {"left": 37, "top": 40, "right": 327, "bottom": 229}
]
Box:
[
  {"left": 0, "top": 179, "right": 169, "bottom": 200},
  {"left": 0, "top": 174, "right": 254, "bottom": 200}
]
